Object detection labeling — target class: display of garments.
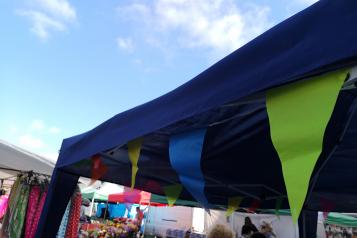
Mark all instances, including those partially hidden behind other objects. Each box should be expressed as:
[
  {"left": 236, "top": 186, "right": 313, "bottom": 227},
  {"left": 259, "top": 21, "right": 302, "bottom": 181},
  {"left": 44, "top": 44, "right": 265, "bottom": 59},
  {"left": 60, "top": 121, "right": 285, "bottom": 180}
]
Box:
[
  {"left": 1, "top": 176, "right": 21, "bottom": 234},
  {"left": 27, "top": 187, "right": 48, "bottom": 238},
  {"left": 9, "top": 183, "right": 30, "bottom": 238},
  {"left": 65, "top": 191, "right": 82, "bottom": 238},
  {"left": 57, "top": 202, "right": 71, "bottom": 238},
  {"left": 0, "top": 173, "right": 51, "bottom": 238},
  {"left": 4, "top": 178, "right": 26, "bottom": 235},
  {"left": 25, "top": 185, "right": 41, "bottom": 238},
  {"left": 0, "top": 195, "right": 9, "bottom": 219}
]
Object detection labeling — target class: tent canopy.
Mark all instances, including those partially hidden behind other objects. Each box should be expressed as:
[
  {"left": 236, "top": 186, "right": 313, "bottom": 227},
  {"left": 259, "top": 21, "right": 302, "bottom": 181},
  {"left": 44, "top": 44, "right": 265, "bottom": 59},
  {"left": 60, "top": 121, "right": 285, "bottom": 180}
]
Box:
[
  {"left": 0, "top": 139, "right": 54, "bottom": 179},
  {"left": 108, "top": 189, "right": 151, "bottom": 204},
  {"left": 325, "top": 213, "right": 357, "bottom": 228},
  {"left": 81, "top": 182, "right": 124, "bottom": 201},
  {"left": 37, "top": 1, "right": 357, "bottom": 237}
]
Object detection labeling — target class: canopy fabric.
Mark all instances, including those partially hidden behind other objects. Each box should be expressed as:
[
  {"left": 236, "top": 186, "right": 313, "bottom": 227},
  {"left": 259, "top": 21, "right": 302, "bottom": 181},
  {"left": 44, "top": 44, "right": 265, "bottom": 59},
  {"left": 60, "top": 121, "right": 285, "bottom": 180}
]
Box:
[
  {"left": 82, "top": 190, "right": 108, "bottom": 201},
  {"left": 0, "top": 139, "right": 54, "bottom": 178},
  {"left": 36, "top": 1, "right": 357, "bottom": 237},
  {"left": 150, "top": 194, "right": 200, "bottom": 207},
  {"left": 108, "top": 189, "right": 152, "bottom": 205},
  {"left": 81, "top": 182, "right": 124, "bottom": 201},
  {"left": 325, "top": 213, "right": 357, "bottom": 228}
]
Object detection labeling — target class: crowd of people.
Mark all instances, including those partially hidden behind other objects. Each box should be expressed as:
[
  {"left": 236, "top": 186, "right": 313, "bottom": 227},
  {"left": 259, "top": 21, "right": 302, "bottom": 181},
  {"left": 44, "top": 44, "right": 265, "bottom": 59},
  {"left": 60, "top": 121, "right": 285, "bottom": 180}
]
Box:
[{"left": 207, "top": 217, "right": 276, "bottom": 238}]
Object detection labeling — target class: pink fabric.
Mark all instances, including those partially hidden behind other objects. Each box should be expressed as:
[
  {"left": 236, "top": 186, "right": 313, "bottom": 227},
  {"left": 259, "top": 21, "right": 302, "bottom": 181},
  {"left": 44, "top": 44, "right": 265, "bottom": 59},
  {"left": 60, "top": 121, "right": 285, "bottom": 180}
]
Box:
[
  {"left": 25, "top": 186, "right": 41, "bottom": 238},
  {"left": 28, "top": 189, "right": 47, "bottom": 238},
  {"left": 65, "top": 192, "right": 82, "bottom": 238},
  {"left": 0, "top": 195, "right": 9, "bottom": 219}
]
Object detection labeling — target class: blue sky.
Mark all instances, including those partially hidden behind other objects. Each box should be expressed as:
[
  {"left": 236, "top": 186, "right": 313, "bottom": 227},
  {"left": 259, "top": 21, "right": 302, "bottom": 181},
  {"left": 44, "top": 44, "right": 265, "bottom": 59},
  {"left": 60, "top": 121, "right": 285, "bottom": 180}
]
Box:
[{"left": 0, "top": 0, "right": 316, "bottom": 161}]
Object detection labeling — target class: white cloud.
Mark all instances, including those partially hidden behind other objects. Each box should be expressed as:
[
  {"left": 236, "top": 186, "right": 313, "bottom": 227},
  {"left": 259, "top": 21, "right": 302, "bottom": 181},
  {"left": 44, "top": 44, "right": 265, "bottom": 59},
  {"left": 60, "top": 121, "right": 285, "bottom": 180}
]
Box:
[
  {"left": 48, "top": 126, "right": 60, "bottom": 134},
  {"left": 116, "top": 37, "right": 134, "bottom": 52},
  {"left": 117, "top": 0, "right": 272, "bottom": 59},
  {"left": 36, "top": 0, "right": 76, "bottom": 21},
  {"left": 30, "top": 119, "right": 46, "bottom": 131},
  {"left": 16, "top": 0, "right": 76, "bottom": 40},
  {"left": 19, "top": 134, "right": 45, "bottom": 149}
]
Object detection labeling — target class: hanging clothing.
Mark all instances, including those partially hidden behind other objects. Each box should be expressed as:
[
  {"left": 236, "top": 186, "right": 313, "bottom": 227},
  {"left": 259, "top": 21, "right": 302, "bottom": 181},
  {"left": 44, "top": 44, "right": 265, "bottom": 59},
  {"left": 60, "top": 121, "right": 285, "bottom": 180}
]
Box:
[
  {"left": 27, "top": 187, "right": 48, "bottom": 238},
  {"left": 57, "top": 202, "right": 71, "bottom": 238},
  {"left": 65, "top": 190, "right": 82, "bottom": 238},
  {"left": 0, "top": 194, "right": 9, "bottom": 219},
  {"left": 0, "top": 173, "right": 50, "bottom": 238},
  {"left": 1, "top": 176, "right": 21, "bottom": 234},
  {"left": 25, "top": 185, "right": 41, "bottom": 238},
  {"left": 9, "top": 183, "right": 30, "bottom": 238}
]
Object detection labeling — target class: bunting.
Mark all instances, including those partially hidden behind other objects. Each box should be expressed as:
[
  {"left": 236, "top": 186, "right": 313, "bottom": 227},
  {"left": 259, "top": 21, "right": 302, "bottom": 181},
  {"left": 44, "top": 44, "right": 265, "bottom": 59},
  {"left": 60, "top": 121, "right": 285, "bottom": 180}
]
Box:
[
  {"left": 127, "top": 138, "right": 143, "bottom": 189},
  {"left": 163, "top": 184, "right": 183, "bottom": 206},
  {"left": 226, "top": 196, "right": 243, "bottom": 217},
  {"left": 169, "top": 128, "right": 209, "bottom": 208},
  {"left": 90, "top": 155, "right": 108, "bottom": 184},
  {"left": 247, "top": 199, "right": 260, "bottom": 213},
  {"left": 275, "top": 197, "right": 283, "bottom": 219},
  {"left": 266, "top": 69, "right": 348, "bottom": 222},
  {"left": 320, "top": 197, "right": 335, "bottom": 219}
]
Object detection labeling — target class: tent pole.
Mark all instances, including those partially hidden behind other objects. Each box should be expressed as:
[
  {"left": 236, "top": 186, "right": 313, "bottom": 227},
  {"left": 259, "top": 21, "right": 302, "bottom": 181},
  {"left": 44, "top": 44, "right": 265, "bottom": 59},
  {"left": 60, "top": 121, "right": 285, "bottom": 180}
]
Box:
[
  {"left": 89, "top": 195, "right": 95, "bottom": 217},
  {"left": 104, "top": 200, "right": 108, "bottom": 220},
  {"left": 142, "top": 202, "right": 150, "bottom": 237}
]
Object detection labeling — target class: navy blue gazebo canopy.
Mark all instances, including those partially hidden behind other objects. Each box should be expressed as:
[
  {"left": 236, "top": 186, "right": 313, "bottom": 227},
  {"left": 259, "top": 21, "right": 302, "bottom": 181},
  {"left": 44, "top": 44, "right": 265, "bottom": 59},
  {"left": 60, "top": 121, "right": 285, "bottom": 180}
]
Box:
[{"left": 36, "top": 0, "right": 357, "bottom": 237}]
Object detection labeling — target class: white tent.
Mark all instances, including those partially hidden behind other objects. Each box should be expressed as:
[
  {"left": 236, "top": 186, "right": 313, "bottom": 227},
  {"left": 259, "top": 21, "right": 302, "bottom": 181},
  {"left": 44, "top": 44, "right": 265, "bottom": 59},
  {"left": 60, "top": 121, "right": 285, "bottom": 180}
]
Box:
[{"left": 0, "top": 139, "right": 54, "bottom": 179}]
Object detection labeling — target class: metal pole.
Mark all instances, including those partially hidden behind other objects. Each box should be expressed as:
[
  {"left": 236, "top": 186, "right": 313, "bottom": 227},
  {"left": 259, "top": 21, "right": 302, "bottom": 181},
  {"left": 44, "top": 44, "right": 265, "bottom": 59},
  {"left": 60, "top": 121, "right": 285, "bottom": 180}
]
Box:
[
  {"left": 104, "top": 201, "right": 108, "bottom": 220},
  {"left": 89, "top": 195, "right": 95, "bottom": 217},
  {"left": 142, "top": 202, "right": 150, "bottom": 237}
]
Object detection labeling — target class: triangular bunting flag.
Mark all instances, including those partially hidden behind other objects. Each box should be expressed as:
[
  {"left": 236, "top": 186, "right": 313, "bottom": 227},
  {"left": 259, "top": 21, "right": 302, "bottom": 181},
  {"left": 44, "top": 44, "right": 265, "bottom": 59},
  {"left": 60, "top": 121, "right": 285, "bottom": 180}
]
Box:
[
  {"left": 163, "top": 184, "right": 183, "bottom": 206},
  {"left": 226, "top": 196, "right": 243, "bottom": 217},
  {"left": 275, "top": 197, "right": 283, "bottom": 219},
  {"left": 128, "top": 138, "right": 143, "bottom": 189},
  {"left": 320, "top": 197, "right": 335, "bottom": 219},
  {"left": 266, "top": 69, "right": 348, "bottom": 223},
  {"left": 247, "top": 199, "right": 260, "bottom": 213},
  {"left": 90, "top": 154, "right": 108, "bottom": 184},
  {"left": 169, "top": 128, "right": 209, "bottom": 208}
]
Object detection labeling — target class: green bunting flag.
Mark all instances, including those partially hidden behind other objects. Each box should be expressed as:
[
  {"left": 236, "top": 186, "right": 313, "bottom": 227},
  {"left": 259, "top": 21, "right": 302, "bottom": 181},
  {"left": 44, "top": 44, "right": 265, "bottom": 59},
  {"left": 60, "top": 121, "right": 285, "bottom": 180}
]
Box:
[
  {"left": 128, "top": 138, "right": 143, "bottom": 189},
  {"left": 266, "top": 69, "right": 348, "bottom": 223},
  {"left": 275, "top": 197, "right": 283, "bottom": 219},
  {"left": 164, "top": 184, "right": 183, "bottom": 206},
  {"left": 226, "top": 196, "right": 243, "bottom": 217}
]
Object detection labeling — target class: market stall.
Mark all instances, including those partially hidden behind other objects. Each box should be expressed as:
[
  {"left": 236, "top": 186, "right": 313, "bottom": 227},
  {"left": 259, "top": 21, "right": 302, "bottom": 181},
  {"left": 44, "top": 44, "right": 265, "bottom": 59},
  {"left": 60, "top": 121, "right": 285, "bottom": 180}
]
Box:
[
  {"left": 324, "top": 213, "right": 357, "bottom": 238},
  {"left": 36, "top": 1, "right": 357, "bottom": 237}
]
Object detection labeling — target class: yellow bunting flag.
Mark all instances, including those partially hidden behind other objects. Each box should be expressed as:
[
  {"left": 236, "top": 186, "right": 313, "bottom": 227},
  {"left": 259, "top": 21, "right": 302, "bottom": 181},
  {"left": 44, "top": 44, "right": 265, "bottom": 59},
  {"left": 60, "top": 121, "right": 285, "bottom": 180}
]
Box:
[
  {"left": 164, "top": 184, "right": 183, "bottom": 206},
  {"left": 266, "top": 69, "right": 348, "bottom": 223},
  {"left": 128, "top": 138, "right": 143, "bottom": 189},
  {"left": 226, "top": 196, "right": 243, "bottom": 217}
]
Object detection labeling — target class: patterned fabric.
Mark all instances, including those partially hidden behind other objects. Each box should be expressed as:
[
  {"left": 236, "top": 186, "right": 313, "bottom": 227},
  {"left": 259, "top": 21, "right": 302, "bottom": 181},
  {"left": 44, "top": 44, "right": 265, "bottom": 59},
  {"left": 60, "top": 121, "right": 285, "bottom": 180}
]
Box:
[
  {"left": 25, "top": 185, "right": 41, "bottom": 238},
  {"left": 1, "top": 176, "right": 21, "bottom": 234},
  {"left": 0, "top": 175, "right": 50, "bottom": 238},
  {"left": 0, "top": 195, "right": 9, "bottom": 219},
  {"left": 5, "top": 179, "right": 25, "bottom": 235},
  {"left": 56, "top": 202, "right": 71, "bottom": 238},
  {"left": 28, "top": 188, "right": 47, "bottom": 238},
  {"left": 65, "top": 191, "right": 82, "bottom": 238},
  {"left": 9, "top": 183, "right": 30, "bottom": 238}
]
